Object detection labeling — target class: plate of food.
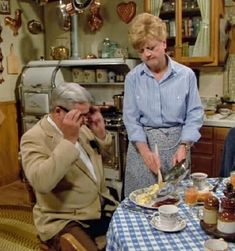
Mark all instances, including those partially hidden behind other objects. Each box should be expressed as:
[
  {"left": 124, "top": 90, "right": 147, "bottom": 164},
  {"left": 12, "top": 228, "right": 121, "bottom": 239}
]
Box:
[{"left": 129, "top": 184, "right": 180, "bottom": 209}]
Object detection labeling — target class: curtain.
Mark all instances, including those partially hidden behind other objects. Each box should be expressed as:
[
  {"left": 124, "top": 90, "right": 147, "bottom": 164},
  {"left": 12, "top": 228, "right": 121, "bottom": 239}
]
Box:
[
  {"left": 150, "top": 0, "right": 163, "bottom": 17},
  {"left": 192, "top": 0, "right": 210, "bottom": 56}
]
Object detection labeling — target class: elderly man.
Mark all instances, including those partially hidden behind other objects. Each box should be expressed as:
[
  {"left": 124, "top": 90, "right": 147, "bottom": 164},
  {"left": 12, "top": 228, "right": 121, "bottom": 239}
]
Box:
[{"left": 20, "top": 82, "right": 118, "bottom": 251}]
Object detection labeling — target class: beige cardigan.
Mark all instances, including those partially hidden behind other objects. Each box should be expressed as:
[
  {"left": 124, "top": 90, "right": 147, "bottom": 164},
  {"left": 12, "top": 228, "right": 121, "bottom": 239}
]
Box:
[{"left": 20, "top": 115, "right": 118, "bottom": 241}]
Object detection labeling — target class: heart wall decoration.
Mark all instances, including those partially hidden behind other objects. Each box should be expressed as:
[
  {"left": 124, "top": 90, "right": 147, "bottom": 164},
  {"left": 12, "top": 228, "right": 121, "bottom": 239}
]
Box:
[{"left": 116, "top": 1, "right": 136, "bottom": 24}]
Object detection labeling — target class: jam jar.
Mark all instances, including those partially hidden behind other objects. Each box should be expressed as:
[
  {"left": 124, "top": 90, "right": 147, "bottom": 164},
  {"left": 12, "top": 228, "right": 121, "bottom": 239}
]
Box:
[
  {"left": 203, "top": 193, "right": 219, "bottom": 225},
  {"left": 217, "top": 197, "right": 235, "bottom": 234}
]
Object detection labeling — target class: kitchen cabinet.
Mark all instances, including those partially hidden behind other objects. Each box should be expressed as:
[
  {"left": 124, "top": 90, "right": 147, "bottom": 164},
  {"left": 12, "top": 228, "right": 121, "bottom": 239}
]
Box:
[
  {"left": 191, "top": 126, "right": 229, "bottom": 177},
  {"left": 144, "top": 0, "right": 227, "bottom": 66}
]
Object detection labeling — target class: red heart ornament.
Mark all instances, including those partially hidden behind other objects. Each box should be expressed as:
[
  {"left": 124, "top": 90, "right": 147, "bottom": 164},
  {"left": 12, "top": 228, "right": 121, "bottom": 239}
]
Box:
[{"left": 116, "top": 1, "right": 136, "bottom": 24}]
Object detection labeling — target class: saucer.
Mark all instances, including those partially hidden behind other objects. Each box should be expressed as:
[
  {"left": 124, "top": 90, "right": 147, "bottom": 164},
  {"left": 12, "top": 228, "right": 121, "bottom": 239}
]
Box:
[{"left": 150, "top": 215, "right": 187, "bottom": 232}]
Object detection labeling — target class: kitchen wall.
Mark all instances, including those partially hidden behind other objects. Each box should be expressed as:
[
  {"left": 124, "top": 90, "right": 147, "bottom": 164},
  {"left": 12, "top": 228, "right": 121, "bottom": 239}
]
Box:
[
  {"left": 43, "top": 0, "right": 235, "bottom": 102},
  {"left": 0, "top": 0, "right": 44, "bottom": 101},
  {"left": 43, "top": 0, "right": 143, "bottom": 60}
]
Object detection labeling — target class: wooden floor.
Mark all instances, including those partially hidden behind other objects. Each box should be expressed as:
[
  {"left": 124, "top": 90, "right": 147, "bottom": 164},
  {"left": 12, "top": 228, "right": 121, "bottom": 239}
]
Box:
[{"left": 0, "top": 179, "right": 31, "bottom": 206}]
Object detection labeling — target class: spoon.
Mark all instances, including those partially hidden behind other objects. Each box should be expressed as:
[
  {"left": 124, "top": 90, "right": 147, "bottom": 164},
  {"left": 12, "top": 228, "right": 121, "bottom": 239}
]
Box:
[{"left": 154, "top": 144, "right": 175, "bottom": 197}]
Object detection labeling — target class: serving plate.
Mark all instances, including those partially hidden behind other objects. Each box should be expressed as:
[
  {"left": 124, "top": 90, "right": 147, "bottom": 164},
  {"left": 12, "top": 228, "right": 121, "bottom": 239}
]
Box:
[{"left": 129, "top": 186, "right": 180, "bottom": 209}]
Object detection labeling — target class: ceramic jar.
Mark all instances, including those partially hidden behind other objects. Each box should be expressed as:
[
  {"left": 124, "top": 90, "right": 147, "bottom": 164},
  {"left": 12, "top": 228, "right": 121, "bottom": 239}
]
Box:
[
  {"left": 108, "top": 71, "right": 116, "bottom": 83},
  {"left": 217, "top": 197, "right": 235, "bottom": 234},
  {"left": 96, "top": 69, "right": 108, "bottom": 83},
  {"left": 72, "top": 68, "right": 84, "bottom": 83},
  {"left": 84, "top": 69, "right": 96, "bottom": 83},
  {"left": 203, "top": 194, "right": 219, "bottom": 225}
]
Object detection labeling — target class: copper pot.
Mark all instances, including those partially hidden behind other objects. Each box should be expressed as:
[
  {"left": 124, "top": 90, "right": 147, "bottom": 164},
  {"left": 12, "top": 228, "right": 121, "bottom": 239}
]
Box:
[{"left": 113, "top": 92, "right": 124, "bottom": 113}]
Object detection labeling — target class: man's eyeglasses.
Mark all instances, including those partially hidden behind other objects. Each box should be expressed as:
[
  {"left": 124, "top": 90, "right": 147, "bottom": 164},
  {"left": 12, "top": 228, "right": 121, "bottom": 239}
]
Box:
[
  {"left": 58, "top": 106, "right": 69, "bottom": 113},
  {"left": 57, "top": 105, "right": 95, "bottom": 117}
]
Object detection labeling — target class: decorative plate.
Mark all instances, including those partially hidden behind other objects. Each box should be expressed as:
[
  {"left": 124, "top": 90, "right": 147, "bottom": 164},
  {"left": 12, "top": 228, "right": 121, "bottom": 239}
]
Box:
[{"left": 116, "top": 1, "right": 136, "bottom": 24}]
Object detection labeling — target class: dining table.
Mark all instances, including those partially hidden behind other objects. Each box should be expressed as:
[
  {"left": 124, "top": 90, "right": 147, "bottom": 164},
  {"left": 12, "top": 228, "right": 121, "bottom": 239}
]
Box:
[{"left": 106, "top": 178, "right": 235, "bottom": 251}]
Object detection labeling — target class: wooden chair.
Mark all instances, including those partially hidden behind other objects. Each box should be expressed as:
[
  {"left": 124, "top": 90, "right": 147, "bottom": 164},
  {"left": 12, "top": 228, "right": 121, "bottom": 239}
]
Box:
[
  {"left": 19, "top": 152, "right": 106, "bottom": 251},
  {"left": 60, "top": 233, "right": 87, "bottom": 251}
]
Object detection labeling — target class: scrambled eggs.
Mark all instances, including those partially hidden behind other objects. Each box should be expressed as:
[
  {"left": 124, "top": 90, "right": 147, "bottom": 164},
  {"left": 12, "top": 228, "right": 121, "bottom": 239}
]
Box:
[{"left": 135, "top": 184, "right": 160, "bottom": 205}]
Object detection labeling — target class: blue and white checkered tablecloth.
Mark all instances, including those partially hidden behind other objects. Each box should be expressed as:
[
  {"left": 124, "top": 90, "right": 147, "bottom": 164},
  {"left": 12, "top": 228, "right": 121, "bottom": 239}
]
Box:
[{"left": 106, "top": 179, "right": 235, "bottom": 251}]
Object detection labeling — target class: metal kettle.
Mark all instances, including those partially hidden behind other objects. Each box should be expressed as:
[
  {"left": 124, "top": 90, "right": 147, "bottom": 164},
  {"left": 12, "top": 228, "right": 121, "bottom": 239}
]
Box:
[
  {"left": 113, "top": 92, "right": 124, "bottom": 113},
  {"left": 50, "top": 45, "right": 69, "bottom": 60}
]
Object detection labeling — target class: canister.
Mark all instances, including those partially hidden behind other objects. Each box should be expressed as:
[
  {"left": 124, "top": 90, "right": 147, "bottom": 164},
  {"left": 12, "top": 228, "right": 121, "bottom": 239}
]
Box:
[
  {"left": 84, "top": 69, "right": 96, "bottom": 83},
  {"left": 108, "top": 71, "right": 116, "bottom": 83},
  {"left": 96, "top": 69, "right": 108, "bottom": 83},
  {"left": 72, "top": 68, "right": 84, "bottom": 83}
]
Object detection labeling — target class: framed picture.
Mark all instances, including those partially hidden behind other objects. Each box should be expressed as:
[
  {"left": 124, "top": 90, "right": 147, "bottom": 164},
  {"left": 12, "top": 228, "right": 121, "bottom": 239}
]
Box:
[{"left": 0, "top": 0, "right": 10, "bottom": 15}]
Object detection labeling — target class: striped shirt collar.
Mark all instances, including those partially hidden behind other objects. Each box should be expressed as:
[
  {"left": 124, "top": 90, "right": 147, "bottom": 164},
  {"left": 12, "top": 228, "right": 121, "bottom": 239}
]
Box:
[{"left": 140, "top": 55, "right": 178, "bottom": 78}]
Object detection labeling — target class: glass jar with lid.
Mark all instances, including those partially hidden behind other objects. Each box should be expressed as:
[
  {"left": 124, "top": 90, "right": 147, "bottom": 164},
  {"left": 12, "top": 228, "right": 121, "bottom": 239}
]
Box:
[
  {"left": 217, "top": 197, "right": 235, "bottom": 234},
  {"left": 203, "top": 193, "right": 219, "bottom": 225},
  {"left": 101, "top": 38, "right": 111, "bottom": 58}
]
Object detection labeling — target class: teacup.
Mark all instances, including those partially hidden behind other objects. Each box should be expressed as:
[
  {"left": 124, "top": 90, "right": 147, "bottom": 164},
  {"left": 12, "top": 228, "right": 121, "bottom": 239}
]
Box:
[
  {"left": 191, "top": 172, "right": 208, "bottom": 190},
  {"left": 158, "top": 204, "right": 179, "bottom": 228},
  {"left": 204, "top": 238, "right": 228, "bottom": 251}
]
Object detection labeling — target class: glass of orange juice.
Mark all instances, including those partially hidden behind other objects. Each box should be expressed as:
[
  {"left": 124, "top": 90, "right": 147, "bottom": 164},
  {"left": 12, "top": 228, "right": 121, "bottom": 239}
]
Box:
[
  {"left": 184, "top": 186, "right": 198, "bottom": 216},
  {"left": 230, "top": 171, "right": 235, "bottom": 187}
]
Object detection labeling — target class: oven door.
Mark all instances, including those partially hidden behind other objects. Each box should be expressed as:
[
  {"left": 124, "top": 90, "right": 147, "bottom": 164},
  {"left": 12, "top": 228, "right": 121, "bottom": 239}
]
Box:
[
  {"left": 23, "top": 90, "right": 51, "bottom": 115},
  {"left": 103, "top": 130, "right": 121, "bottom": 180},
  {"left": 103, "top": 128, "right": 128, "bottom": 181}
]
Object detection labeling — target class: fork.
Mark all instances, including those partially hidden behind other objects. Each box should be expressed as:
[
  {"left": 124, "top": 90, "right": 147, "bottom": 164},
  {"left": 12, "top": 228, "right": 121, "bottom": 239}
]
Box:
[{"left": 122, "top": 202, "right": 153, "bottom": 220}]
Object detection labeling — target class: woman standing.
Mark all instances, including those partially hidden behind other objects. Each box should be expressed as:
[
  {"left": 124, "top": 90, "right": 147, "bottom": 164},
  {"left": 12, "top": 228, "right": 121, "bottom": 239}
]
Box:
[{"left": 123, "top": 13, "right": 204, "bottom": 196}]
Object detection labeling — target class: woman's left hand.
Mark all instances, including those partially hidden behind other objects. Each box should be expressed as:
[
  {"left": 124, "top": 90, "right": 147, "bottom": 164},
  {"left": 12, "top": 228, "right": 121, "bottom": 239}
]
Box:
[{"left": 172, "top": 145, "right": 187, "bottom": 167}]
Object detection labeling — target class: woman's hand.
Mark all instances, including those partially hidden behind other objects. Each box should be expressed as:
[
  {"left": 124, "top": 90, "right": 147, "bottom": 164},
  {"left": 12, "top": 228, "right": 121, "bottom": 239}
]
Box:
[
  {"left": 172, "top": 144, "right": 187, "bottom": 167},
  {"left": 136, "top": 142, "right": 160, "bottom": 175}
]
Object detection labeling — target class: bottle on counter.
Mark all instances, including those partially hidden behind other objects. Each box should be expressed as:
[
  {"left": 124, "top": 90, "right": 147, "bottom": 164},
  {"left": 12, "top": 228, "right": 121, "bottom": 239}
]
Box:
[
  {"left": 217, "top": 197, "right": 235, "bottom": 234},
  {"left": 203, "top": 193, "right": 219, "bottom": 225}
]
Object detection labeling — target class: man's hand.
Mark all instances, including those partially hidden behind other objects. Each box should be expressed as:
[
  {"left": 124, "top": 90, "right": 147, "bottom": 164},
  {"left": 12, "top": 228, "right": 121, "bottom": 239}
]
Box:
[
  {"left": 86, "top": 106, "right": 106, "bottom": 140},
  {"left": 60, "top": 109, "right": 84, "bottom": 144}
]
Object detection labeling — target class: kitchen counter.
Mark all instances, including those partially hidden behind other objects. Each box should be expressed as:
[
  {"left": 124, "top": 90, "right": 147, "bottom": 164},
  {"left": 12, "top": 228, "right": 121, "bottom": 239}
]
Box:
[{"left": 203, "top": 113, "right": 235, "bottom": 128}]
